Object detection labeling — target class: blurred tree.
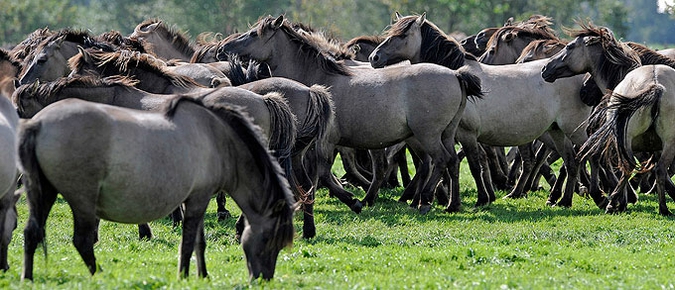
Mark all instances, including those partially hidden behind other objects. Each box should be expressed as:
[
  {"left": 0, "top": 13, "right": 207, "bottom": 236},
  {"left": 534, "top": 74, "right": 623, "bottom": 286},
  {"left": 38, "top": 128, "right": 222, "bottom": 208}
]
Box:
[{"left": 0, "top": 0, "right": 78, "bottom": 47}]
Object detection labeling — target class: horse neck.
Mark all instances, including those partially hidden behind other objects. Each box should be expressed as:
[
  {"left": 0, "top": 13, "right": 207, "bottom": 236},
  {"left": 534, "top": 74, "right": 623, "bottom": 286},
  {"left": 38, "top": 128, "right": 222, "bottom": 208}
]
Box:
[
  {"left": 52, "top": 85, "right": 126, "bottom": 106},
  {"left": 267, "top": 39, "right": 339, "bottom": 86},
  {"left": 119, "top": 67, "right": 180, "bottom": 94}
]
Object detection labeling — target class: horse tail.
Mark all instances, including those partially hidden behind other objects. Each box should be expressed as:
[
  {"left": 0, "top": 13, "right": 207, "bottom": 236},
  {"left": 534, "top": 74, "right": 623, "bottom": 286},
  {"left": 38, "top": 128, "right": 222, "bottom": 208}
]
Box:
[
  {"left": 208, "top": 101, "right": 296, "bottom": 251},
  {"left": 263, "top": 92, "right": 306, "bottom": 203},
  {"left": 455, "top": 68, "right": 484, "bottom": 100},
  {"left": 301, "top": 85, "right": 335, "bottom": 151},
  {"left": 16, "top": 121, "right": 48, "bottom": 261},
  {"left": 579, "top": 84, "right": 664, "bottom": 173}
]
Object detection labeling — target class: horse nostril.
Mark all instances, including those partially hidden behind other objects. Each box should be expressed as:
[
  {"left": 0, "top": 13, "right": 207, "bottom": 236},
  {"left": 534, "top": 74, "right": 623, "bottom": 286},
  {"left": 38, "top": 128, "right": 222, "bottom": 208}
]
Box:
[{"left": 371, "top": 55, "right": 379, "bottom": 62}]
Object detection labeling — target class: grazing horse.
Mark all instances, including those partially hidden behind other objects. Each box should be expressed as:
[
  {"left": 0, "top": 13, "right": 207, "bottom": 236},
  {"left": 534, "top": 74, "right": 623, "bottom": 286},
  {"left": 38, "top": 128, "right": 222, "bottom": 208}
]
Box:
[
  {"left": 578, "top": 65, "right": 675, "bottom": 215},
  {"left": 369, "top": 13, "right": 591, "bottom": 210},
  {"left": 17, "top": 97, "right": 296, "bottom": 280},
  {"left": 0, "top": 89, "right": 19, "bottom": 272},
  {"left": 220, "top": 15, "right": 482, "bottom": 214}
]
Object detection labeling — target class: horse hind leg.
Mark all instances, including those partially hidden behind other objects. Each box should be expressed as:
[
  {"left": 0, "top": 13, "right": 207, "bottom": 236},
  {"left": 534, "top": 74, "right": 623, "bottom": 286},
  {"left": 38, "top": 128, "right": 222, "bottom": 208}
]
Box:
[
  {"left": 362, "top": 148, "right": 390, "bottom": 206},
  {"left": 71, "top": 208, "right": 101, "bottom": 275},
  {"left": 21, "top": 173, "right": 58, "bottom": 281},
  {"left": 179, "top": 196, "right": 211, "bottom": 278},
  {"left": 655, "top": 149, "right": 675, "bottom": 216}
]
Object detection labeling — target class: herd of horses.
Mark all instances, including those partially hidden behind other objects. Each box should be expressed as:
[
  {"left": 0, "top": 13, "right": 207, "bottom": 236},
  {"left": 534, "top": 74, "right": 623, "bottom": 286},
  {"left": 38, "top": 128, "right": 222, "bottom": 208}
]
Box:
[{"left": 0, "top": 11, "right": 674, "bottom": 282}]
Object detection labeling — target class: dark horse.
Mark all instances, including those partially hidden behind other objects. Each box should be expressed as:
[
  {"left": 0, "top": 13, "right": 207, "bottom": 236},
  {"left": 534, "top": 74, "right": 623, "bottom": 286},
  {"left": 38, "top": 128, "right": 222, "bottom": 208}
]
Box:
[{"left": 18, "top": 97, "right": 296, "bottom": 280}]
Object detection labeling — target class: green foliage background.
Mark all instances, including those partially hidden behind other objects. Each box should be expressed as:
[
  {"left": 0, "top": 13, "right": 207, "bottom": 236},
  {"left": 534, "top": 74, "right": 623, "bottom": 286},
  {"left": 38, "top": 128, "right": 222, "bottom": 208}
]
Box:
[{"left": 2, "top": 0, "right": 675, "bottom": 48}]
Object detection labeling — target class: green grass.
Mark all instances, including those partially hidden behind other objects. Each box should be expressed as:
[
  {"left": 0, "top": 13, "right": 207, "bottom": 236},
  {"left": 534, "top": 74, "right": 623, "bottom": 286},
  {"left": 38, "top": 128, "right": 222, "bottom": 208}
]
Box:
[{"left": 3, "top": 158, "right": 675, "bottom": 289}]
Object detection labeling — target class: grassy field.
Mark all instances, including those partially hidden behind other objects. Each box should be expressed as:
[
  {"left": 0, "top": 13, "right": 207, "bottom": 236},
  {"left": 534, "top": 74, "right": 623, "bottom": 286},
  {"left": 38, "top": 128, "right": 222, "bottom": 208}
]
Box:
[{"left": 2, "top": 158, "right": 675, "bottom": 289}]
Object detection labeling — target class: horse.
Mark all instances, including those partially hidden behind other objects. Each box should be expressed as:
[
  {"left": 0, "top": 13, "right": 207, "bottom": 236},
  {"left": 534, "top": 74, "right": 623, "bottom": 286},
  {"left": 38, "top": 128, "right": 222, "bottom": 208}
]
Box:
[
  {"left": 369, "top": 13, "right": 591, "bottom": 210},
  {"left": 13, "top": 74, "right": 299, "bottom": 230},
  {"left": 219, "top": 15, "right": 482, "bottom": 214},
  {"left": 541, "top": 22, "right": 675, "bottom": 210},
  {"left": 577, "top": 65, "right": 675, "bottom": 216},
  {"left": 0, "top": 87, "right": 19, "bottom": 272},
  {"left": 17, "top": 96, "right": 296, "bottom": 280},
  {"left": 17, "top": 29, "right": 118, "bottom": 86},
  {"left": 343, "top": 35, "right": 385, "bottom": 62},
  {"left": 517, "top": 39, "right": 567, "bottom": 63},
  {"left": 478, "top": 19, "right": 559, "bottom": 65}
]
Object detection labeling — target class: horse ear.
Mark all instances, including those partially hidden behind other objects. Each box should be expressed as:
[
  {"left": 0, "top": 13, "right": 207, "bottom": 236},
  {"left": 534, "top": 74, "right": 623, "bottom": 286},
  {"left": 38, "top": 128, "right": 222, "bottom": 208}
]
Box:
[
  {"left": 143, "top": 22, "right": 161, "bottom": 32},
  {"left": 77, "top": 45, "right": 92, "bottom": 64},
  {"left": 273, "top": 15, "right": 285, "bottom": 29},
  {"left": 583, "top": 36, "right": 601, "bottom": 46},
  {"left": 504, "top": 17, "right": 514, "bottom": 26},
  {"left": 395, "top": 11, "right": 403, "bottom": 20},
  {"left": 416, "top": 12, "right": 426, "bottom": 26},
  {"left": 502, "top": 31, "right": 516, "bottom": 42}
]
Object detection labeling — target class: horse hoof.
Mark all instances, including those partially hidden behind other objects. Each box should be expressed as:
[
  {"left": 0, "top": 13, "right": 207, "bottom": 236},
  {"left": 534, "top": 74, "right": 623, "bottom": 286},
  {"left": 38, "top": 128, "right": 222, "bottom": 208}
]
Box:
[
  {"left": 475, "top": 200, "right": 490, "bottom": 208},
  {"left": 362, "top": 199, "right": 374, "bottom": 207},
  {"left": 418, "top": 204, "right": 431, "bottom": 215},
  {"left": 503, "top": 193, "right": 522, "bottom": 199},
  {"left": 351, "top": 200, "right": 363, "bottom": 214},
  {"left": 545, "top": 200, "right": 556, "bottom": 207},
  {"left": 302, "top": 228, "right": 316, "bottom": 239},
  {"left": 218, "top": 210, "right": 232, "bottom": 221},
  {"left": 445, "top": 204, "right": 461, "bottom": 213}
]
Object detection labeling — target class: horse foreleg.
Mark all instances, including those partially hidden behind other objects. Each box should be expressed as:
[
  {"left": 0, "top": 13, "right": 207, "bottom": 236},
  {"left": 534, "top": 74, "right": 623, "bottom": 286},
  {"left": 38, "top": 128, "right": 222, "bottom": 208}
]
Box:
[
  {"left": 0, "top": 189, "right": 18, "bottom": 272},
  {"left": 138, "top": 223, "right": 153, "bottom": 240},
  {"left": 194, "top": 219, "right": 207, "bottom": 278},
  {"left": 606, "top": 172, "right": 631, "bottom": 214},
  {"left": 483, "top": 145, "right": 509, "bottom": 191},
  {"left": 463, "top": 141, "right": 494, "bottom": 207},
  {"left": 318, "top": 146, "right": 362, "bottom": 213},
  {"left": 337, "top": 147, "right": 371, "bottom": 189}
]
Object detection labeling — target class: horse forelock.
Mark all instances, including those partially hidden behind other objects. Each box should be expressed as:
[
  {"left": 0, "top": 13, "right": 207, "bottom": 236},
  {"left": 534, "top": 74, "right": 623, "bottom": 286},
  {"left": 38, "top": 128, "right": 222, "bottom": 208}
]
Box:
[
  {"left": 344, "top": 35, "right": 385, "bottom": 48},
  {"left": 258, "top": 16, "right": 352, "bottom": 76}
]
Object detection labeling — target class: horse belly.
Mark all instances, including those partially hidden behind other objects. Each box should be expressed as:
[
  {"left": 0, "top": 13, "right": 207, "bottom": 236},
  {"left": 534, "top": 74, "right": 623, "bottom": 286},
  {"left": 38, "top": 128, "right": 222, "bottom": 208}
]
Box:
[
  {"left": 95, "top": 183, "right": 191, "bottom": 224},
  {"left": 463, "top": 102, "right": 552, "bottom": 146}
]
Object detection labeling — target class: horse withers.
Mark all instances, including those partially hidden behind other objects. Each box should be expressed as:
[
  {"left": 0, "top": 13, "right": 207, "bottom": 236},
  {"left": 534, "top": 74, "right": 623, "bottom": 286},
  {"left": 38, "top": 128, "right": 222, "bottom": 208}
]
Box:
[{"left": 17, "top": 97, "right": 295, "bottom": 280}]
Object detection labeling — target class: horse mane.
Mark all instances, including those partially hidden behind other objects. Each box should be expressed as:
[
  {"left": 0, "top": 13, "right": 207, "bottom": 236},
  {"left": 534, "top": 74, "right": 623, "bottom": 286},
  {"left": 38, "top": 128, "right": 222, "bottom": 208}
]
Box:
[
  {"left": 386, "top": 15, "right": 470, "bottom": 70},
  {"left": 133, "top": 18, "right": 195, "bottom": 58},
  {"left": 566, "top": 21, "right": 641, "bottom": 90},
  {"left": 96, "top": 30, "right": 147, "bottom": 53},
  {"left": 626, "top": 42, "right": 675, "bottom": 69},
  {"left": 69, "top": 49, "right": 202, "bottom": 89},
  {"left": 15, "top": 75, "right": 138, "bottom": 105},
  {"left": 515, "top": 39, "right": 566, "bottom": 63},
  {"left": 344, "top": 35, "right": 385, "bottom": 48},
  {"left": 257, "top": 16, "right": 352, "bottom": 76},
  {"left": 165, "top": 95, "right": 296, "bottom": 250},
  {"left": 486, "top": 20, "right": 559, "bottom": 51},
  {"left": 10, "top": 27, "right": 53, "bottom": 61},
  {"left": 190, "top": 42, "right": 219, "bottom": 63}
]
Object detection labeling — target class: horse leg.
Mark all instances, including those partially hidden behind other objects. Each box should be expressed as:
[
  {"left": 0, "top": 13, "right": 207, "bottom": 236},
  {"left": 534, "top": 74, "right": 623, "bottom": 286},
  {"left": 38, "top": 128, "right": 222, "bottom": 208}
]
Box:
[
  {"left": 483, "top": 145, "right": 509, "bottom": 191},
  {"left": 22, "top": 175, "right": 58, "bottom": 281},
  {"left": 178, "top": 196, "right": 210, "bottom": 278},
  {"left": 194, "top": 219, "right": 208, "bottom": 277},
  {"left": 504, "top": 144, "right": 536, "bottom": 199},
  {"left": 295, "top": 146, "right": 317, "bottom": 239},
  {"left": 395, "top": 146, "right": 411, "bottom": 187},
  {"left": 587, "top": 156, "right": 609, "bottom": 209},
  {"left": 216, "top": 191, "right": 231, "bottom": 220},
  {"left": 71, "top": 208, "right": 100, "bottom": 275},
  {"left": 0, "top": 189, "right": 19, "bottom": 272},
  {"left": 525, "top": 143, "right": 554, "bottom": 191},
  {"left": 316, "top": 143, "right": 363, "bottom": 213},
  {"left": 138, "top": 223, "right": 153, "bottom": 240},
  {"left": 550, "top": 133, "right": 580, "bottom": 208},
  {"left": 655, "top": 150, "right": 675, "bottom": 216},
  {"left": 362, "top": 149, "right": 388, "bottom": 206},
  {"left": 506, "top": 147, "right": 522, "bottom": 187},
  {"left": 461, "top": 139, "right": 494, "bottom": 207},
  {"left": 234, "top": 215, "right": 245, "bottom": 243},
  {"left": 337, "top": 147, "right": 371, "bottom": 189}
]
